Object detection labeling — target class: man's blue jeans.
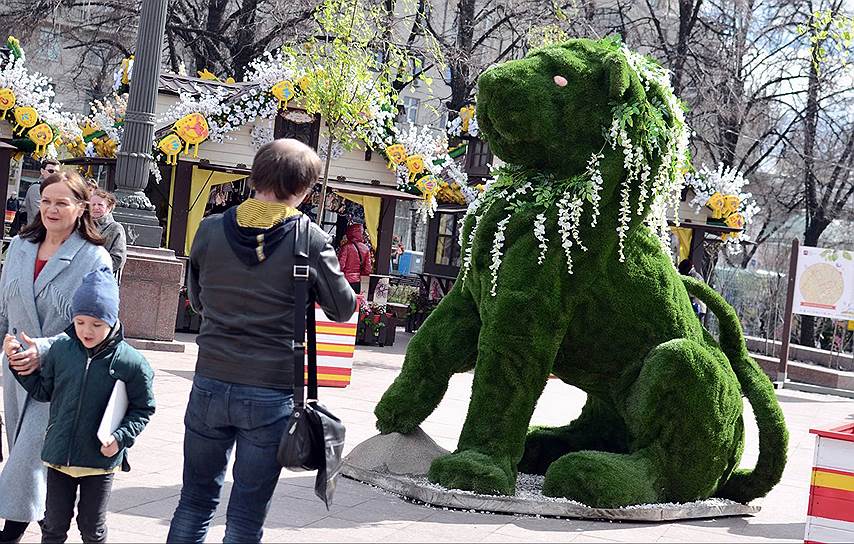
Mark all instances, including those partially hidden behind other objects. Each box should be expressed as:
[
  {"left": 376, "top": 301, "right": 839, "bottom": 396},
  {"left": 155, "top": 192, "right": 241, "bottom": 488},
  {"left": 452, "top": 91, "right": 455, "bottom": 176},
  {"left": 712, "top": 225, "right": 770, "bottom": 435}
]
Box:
[{"left": 167, "top": 375, "right": 293, "bottom": 544}]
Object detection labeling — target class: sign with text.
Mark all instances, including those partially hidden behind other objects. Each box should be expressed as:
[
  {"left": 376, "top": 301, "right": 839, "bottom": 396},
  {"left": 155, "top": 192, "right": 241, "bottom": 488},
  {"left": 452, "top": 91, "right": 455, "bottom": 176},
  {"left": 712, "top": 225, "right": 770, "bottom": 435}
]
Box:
[{"left": 793, "top": 246, "right": 854, "bottom": 320}]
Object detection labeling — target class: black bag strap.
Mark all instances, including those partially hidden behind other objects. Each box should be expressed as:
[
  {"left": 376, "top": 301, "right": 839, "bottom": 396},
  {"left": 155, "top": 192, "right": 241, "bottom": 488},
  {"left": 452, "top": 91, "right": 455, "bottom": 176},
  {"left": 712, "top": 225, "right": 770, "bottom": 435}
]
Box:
[
  {"left": 355, "top": 243, "right": 364, "bottom": 270},
  {"left": 292, "top": 215, "right": 318, "bottom": 407}
]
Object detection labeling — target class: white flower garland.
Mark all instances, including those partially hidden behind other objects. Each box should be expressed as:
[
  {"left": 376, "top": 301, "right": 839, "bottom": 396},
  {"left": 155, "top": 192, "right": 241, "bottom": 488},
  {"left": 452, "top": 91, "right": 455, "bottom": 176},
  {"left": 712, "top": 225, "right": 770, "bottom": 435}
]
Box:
[
  {"left": 557, "top": 193, "right": 587, "bottom": 274},
  {"left": 89, "top": 93, "right": 127, "bottom": 144},
  {"left": 489, "top": 215, "right": 511, "bottom": 296},
  {"left": 393, "top": 124, "right": 470, "bottom": 212},
  {"left": 0, "top": 56, "right": 81, "bottom": 156},
  {"left": 113, "top": 57, "right": 133, "bottom": 91},
  {"left": 149, "top": 161, "right": 163, "bottom": 186},
  {"left": 585, "top": 151, "right": 605, "bottom": 228},
  {"left": 458, "top": 212, "right": 483, "bottom": 284}
]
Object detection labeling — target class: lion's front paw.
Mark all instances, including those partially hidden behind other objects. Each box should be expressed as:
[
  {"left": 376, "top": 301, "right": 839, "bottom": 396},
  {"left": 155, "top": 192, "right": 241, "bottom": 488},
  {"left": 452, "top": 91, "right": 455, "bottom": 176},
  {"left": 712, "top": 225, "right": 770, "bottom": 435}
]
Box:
[
  {"left": 374, "top": 393, "right": 421, "bottom": 435},
  {"left": 428, "top": 450, "right": 515, "bottom": 495}
]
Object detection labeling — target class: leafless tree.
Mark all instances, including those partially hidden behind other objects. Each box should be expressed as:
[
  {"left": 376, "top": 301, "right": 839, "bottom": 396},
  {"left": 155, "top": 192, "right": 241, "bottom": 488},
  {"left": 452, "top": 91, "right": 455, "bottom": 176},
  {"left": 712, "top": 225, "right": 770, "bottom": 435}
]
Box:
[
  {"left": 0, "top": 0, "right": 141, "bottom": 101},
  {"left": 165, "top": 0, "right": 320, "bottom": 79},
  {"left": 0, "top": 0, "right": 322, "bottom": 89}
]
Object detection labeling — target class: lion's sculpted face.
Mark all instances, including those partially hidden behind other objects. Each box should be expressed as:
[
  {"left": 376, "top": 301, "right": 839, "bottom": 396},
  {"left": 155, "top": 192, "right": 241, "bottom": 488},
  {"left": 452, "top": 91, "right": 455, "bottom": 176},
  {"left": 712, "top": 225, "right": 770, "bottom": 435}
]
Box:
[{"left": 476, "top": 39, "right": 625, "bottom": 178}]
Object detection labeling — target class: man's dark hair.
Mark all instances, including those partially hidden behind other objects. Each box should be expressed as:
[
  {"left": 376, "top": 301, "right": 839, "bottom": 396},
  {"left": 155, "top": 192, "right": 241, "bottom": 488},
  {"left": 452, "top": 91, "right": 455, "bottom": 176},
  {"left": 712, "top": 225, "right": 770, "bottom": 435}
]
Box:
[
  {"left": 677, "top": 259, "right": 692, "bottom": 276},
  {"left": 41, "top": 158, "right": 60, "bottom": 169},
  {"left": 250, "top": 139, "right": 321, "bottom": 200}
]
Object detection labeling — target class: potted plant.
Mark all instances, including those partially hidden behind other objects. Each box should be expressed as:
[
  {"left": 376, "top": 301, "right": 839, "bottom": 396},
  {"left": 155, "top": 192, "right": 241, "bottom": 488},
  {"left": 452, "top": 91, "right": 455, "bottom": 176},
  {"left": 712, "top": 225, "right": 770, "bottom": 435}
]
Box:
[
  {"left": 406, "top": 291, "right": 437, "bottom": 333},
  {"left": 176, "top": 287, "right": 202, "bottom": 333},
  {"left": 357, "top": 301, "right": 396, "bottom": 346}
]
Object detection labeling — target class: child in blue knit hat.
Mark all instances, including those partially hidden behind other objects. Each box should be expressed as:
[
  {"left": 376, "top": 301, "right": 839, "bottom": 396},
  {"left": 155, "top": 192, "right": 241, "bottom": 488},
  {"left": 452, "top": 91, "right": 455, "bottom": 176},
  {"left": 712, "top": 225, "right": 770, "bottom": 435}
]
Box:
[{"left": 9, "top": 268, "right": 155, "bottom": 543}]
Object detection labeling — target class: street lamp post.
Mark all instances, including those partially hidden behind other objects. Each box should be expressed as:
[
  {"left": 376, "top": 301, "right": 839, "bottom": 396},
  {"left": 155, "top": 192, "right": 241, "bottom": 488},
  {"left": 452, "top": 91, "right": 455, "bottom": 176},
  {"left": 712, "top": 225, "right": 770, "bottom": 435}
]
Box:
[
  {"left": 108, "top": 0, "right": 184, "bottom": 344},
  {"left": 112, "top": 0, "right": 168, "bottom": 247}
]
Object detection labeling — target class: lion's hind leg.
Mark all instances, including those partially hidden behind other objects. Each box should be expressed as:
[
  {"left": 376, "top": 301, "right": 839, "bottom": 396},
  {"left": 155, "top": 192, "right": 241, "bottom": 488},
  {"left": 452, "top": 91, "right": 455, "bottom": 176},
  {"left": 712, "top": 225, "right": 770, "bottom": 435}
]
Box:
[
  {"left": 541, "top": 338, "right": 744, "bottom": 507},
  {"left": 519, "top": 395, "right": 630, "bottom": 475}
]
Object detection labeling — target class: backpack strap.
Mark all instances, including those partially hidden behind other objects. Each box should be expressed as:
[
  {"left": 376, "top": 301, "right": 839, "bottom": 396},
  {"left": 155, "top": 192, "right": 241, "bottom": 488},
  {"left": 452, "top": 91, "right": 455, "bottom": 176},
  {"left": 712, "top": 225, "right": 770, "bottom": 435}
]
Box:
[{"left": 292, "top": 215, "right": 317, "bottom": 406}]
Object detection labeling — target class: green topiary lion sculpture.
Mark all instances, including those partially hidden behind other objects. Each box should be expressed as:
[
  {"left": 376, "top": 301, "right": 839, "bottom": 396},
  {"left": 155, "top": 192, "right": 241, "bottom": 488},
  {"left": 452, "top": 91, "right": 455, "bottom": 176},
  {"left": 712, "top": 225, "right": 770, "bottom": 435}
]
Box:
[{"left": 374, "top": 36, "right": 788, "bottom": 508}]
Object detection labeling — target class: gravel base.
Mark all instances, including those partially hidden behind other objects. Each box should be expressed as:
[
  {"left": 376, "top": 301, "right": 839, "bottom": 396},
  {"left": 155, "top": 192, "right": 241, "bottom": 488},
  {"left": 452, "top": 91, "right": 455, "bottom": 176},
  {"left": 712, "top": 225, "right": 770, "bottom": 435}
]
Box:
[{"left": 401, "top": 472, "right": 744, "bottom": 511}]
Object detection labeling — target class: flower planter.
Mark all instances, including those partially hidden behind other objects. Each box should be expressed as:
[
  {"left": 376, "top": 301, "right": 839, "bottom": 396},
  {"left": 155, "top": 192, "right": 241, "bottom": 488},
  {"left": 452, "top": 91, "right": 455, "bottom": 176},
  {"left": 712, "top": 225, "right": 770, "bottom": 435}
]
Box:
[{"left": 356, "top": 313, "right": 396, "bottom": 347}]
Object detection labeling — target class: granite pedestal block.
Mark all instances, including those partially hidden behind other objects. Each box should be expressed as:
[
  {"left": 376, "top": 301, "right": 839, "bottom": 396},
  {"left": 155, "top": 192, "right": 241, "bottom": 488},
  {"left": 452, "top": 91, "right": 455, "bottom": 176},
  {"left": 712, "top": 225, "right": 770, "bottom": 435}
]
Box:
[{"left": 119, "top": 246, "right": 184, "bottom": 341}]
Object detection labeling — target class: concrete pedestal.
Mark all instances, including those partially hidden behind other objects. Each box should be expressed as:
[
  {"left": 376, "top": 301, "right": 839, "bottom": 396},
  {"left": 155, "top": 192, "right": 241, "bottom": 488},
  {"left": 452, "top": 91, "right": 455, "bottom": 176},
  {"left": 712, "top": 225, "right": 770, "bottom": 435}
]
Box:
[{"left": 119, "top": 246, "right": 184, "bottom": 341}]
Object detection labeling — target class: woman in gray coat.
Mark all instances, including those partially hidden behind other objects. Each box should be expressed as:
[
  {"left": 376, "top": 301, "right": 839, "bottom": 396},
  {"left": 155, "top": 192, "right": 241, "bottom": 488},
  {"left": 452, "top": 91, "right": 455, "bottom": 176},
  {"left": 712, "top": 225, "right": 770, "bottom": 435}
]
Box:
[
  {"left": 0, "top": 171, "right": 111, "bottom": 542},
  {"left": 90, "top": 189, "right": 127, "bottom": 276}
]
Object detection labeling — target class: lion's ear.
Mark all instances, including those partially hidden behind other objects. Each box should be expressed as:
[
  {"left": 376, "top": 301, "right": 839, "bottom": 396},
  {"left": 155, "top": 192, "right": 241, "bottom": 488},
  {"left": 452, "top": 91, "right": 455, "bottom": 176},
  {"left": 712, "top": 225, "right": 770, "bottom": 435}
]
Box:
[{"left": 605, "top": 53, "right": 630, "bottom": 99}]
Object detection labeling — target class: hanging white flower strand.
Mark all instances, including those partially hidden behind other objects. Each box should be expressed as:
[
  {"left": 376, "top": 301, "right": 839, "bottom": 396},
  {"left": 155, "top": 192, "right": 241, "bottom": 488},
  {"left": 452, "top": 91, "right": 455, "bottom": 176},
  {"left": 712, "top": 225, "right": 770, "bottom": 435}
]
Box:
[
  {"left": 635, "top": 163, "right": 651, "bottom": 215},
  {"left": 489, "top": 215, "right": 512, "bottom": 296},
  {"left": 557, "top": 193, "right": 586, "bottom": 274},
  {"left": 585, "top": 151, "right": 605, "bottom": 227},
  {"left": 534, "top": 213, "right": 549, "bottom": 264},
  {"left": 459, "top": 213, "right": 483, "bottom": 284},
  {"left": 616, "top": 179, "right": 632, "bottom": 262}
]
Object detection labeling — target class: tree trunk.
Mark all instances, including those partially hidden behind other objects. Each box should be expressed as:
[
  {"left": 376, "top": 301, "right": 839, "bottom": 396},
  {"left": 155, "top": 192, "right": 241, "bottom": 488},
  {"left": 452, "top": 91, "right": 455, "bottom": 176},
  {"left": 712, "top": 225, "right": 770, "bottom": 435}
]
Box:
[
  {"left": 671, "top": 0, "right": 703, "bottom": 95},
  {"left": 447, "top": 0, "right": 476, "bottom": 112},
  {"left": 802, "top": 39, "right": 822, "bottom": 229},
  {"left": 316, "top": 135, "right": 335, "bottom": 225},
  {"left": 797, "top": 25, "right": 824, "bottom": 349},
  {"left": 204, "top": 0, "right": 228, "bottom": 73},
  {"left": 719, "top": 0, "right": 753, "bottom": 169},
  {"left": 230, "top": 0, "right": 260, "bottom": 80}
]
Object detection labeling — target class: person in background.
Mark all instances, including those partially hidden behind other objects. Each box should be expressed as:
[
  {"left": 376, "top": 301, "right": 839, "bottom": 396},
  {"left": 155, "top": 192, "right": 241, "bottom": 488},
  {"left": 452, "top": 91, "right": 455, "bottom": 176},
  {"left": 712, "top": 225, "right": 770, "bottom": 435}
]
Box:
[
  {"left": 22, "top": 159, "right": 60, "bottom": 226},
  {"left": 5, "top": 195, "right": 17, "bottom": 213},
  {"left": 0, "top": 171, "right": 111, "bottom": 543},
  {"left": 90, "top": 190, "right": 127, "bottom": 276},
  {"left": 167, "top": 139, "right": 356, "bottom": 544},
  {"left": 337, "top": 222, "right": 373, "bottom": 294},
  {"left": 678, "top": 259, "right": 707, "bottom": 322},
  {"left": 6, "top": 196, "right": 21, "bottom": 237},
  {"left": 390, "top": 234, "right": 405, "bottom": 271},
  {"left": 6, "top": 268, "right": 155, "bottom": 544}
]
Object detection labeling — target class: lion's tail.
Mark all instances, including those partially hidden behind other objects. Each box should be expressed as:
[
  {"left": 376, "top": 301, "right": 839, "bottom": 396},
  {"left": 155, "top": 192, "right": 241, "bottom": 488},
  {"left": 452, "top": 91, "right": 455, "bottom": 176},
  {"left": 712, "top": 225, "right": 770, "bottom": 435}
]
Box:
[{"left": 682, "top": 276, "right": 789, "bottom": 503}]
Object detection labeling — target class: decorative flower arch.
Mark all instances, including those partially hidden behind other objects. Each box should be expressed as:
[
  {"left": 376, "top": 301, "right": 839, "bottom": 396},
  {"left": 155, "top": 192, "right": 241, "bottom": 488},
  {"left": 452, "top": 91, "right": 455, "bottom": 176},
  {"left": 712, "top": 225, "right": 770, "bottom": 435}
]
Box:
[{"left": 0, "top": 36, "right": 81, "bottom": 159}]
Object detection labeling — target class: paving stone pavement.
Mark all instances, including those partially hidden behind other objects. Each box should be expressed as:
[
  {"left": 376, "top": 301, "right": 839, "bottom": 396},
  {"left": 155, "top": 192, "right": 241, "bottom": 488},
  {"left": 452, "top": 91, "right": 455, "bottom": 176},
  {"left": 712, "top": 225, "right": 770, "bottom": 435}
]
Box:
[{"left": 2, "top": 330, "right": 852, "bottom": 543}]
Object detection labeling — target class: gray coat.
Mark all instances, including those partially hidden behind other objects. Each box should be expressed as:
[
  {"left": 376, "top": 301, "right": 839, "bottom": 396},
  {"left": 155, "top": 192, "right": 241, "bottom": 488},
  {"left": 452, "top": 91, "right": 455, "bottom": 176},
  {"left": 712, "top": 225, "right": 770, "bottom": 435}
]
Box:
[
  {"left": 97, "top": 213, "right": 127, "bottom": 274},
  {"left": 0, "top": 232, "right": 112, "bottom": 521},
  {"left": 22, "top": 182, "right": 41, "bottom": 225}
]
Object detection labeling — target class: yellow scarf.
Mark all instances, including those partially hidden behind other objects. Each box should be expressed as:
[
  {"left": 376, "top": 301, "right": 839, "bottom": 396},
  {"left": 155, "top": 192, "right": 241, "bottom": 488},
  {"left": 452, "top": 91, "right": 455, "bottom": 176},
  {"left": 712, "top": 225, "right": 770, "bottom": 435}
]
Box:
[{"left": 235, "top": 198, "right": 301, "bottom": 229}]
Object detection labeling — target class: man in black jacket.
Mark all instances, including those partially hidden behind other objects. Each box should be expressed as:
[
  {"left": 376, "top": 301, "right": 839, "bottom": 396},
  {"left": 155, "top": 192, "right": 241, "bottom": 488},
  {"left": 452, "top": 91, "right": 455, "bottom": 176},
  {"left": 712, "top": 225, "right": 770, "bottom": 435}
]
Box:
[{"left": 168, "top": 139, "right": 356, "bottom": 544}]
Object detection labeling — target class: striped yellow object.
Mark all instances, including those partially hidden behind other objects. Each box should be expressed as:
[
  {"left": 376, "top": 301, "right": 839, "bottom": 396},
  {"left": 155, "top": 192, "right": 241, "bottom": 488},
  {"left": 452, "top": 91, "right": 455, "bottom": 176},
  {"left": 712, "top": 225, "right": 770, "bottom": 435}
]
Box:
[
  {"left": 316, "top": 325, "right": 356, "bottom": 336},
  {"left": 812, "top": 469, "right": 854, "bottom": 492},
  {"left": 317, "top": 343, "right": 355, "bottom": 354},
  {"left": 305, "top": 373, "right": 351, "bottom": 382}
]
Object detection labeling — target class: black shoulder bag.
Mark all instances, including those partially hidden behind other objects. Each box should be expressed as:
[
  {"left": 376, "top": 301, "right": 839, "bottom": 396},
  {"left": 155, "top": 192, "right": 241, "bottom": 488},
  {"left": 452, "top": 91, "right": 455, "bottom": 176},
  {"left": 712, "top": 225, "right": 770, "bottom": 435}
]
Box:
[{"left": 277, "top": 215, "right": 346, "bottom": 509}]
